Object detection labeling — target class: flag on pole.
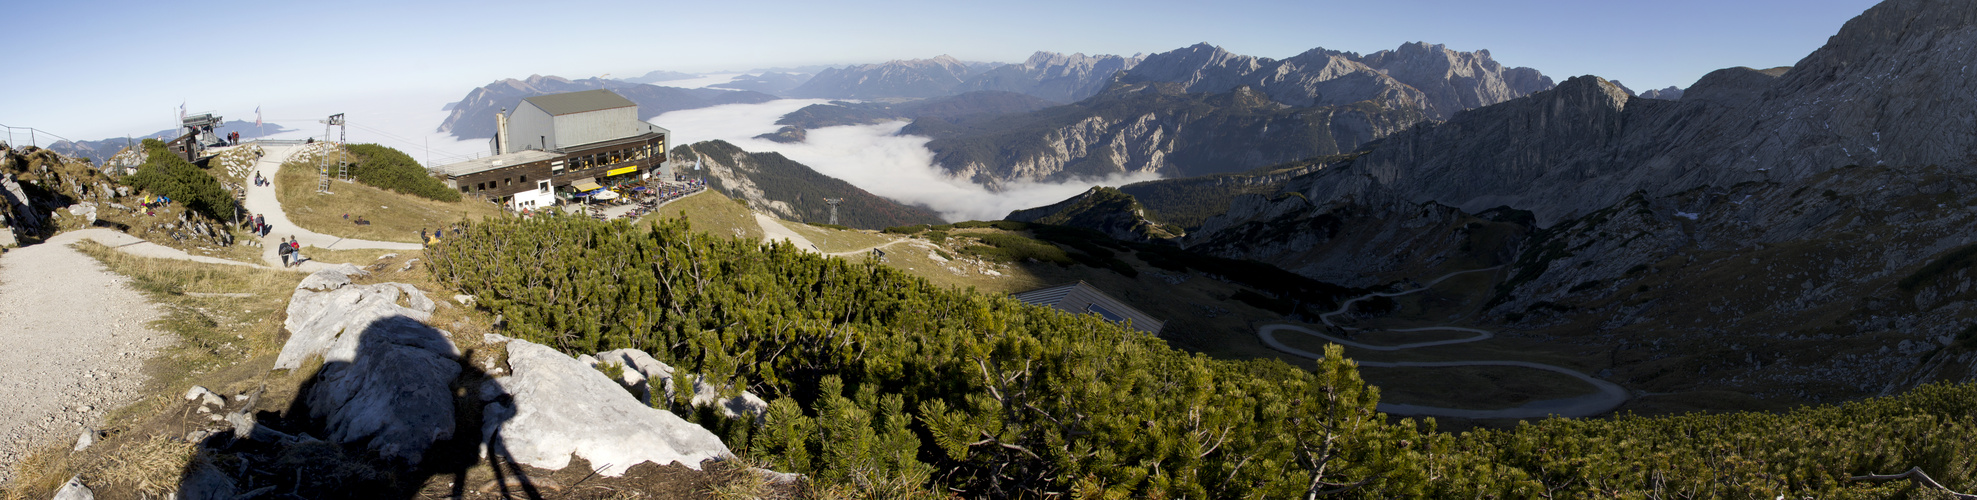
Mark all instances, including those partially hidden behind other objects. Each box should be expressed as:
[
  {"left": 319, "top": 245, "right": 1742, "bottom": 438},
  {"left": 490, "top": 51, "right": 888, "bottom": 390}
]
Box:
[
  {"left": 178, "top": 102, "right": 186, "bottom": 121},
  {"left": 255, "top": 106, "right": 262, "bottom": 128}
]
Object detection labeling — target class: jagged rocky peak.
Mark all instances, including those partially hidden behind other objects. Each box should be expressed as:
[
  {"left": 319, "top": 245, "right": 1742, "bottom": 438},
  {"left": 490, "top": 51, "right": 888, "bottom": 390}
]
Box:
[
  {"left": 956, "top": 51, "right": 1146, "bottom": 102},
  {"left": 1119, "top": 41, "right": 1552, "bottom": 119},
  {"left": 1020, "top": 51, "right": 1143, "bottom": 71},
  {"left": 1638, "top": 86, "right": 1685, "bottom": 100},
  {"left": 1360, "top": 41, "right": 1558, "bottom": 118}
]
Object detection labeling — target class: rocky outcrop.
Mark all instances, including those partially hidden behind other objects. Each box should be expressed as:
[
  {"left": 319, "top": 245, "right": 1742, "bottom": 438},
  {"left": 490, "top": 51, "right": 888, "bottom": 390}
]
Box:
[
  {"left": 440, "top": 75, "right": 778, "bottom": 140},
  {"left": 788, "top": 55, "right": 990, "bottom": 99},
  {"left": 483, "top": 338, "right": 732, "bottom": 476},
  {"left": 0, "top": 145, "right": 135, "bottom": 245},
  {"left": 957, "top": 51, "right": 1143, "bottom": 103},
  {"left": 277, "top": 264, "right": 457, "bottom": 464},
  {"left": 590, "top": 349, "right": 768, "bottom": 420}
]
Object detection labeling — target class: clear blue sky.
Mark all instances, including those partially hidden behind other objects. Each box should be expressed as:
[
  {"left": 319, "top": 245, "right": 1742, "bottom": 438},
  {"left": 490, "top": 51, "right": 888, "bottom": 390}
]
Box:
[{"left": 4, "top": 0, "right": 1882, "bottom": 140}]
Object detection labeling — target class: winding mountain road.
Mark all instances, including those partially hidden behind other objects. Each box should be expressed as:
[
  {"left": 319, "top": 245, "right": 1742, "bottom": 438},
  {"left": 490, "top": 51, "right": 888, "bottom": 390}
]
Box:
[{"left": 1258, "top": 267, "right": 1630, "bottom": 419}]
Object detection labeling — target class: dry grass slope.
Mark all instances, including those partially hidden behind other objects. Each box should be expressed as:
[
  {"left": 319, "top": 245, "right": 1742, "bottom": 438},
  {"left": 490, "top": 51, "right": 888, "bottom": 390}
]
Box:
[{"left": 273, "top": 151, "right": 503, "bottom": 243}]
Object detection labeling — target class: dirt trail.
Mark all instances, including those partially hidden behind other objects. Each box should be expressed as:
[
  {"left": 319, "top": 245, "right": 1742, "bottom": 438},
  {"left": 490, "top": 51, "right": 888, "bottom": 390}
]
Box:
[
  {"left": 754, "top": 213, "right": 820, "bottom": 253},
  {"left": 0, "top": 231, "right": 180, "bottom": 484},
  {"left": 1258, "top": 267, "right": 1630, "bottom": 419},
  {"left": 240, "top": 144, "right": 422, "bottom": 272}
]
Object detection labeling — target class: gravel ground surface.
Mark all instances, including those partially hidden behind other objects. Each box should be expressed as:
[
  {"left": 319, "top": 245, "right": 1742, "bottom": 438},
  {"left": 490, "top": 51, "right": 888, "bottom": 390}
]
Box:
[{"left": 0, "top": 231, "right": 178, "bottom": 485}]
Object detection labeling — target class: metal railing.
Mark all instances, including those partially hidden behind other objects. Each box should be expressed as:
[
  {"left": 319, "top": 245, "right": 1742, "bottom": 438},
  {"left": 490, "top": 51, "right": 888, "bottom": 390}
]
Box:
[{"left": 0, "top": 123, "right": 75, "bottom": 148}]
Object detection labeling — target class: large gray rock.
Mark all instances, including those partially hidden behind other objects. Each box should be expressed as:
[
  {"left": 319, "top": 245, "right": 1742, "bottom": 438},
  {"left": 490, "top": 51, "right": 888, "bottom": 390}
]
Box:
[
  {"left": 592, "top": 348, "right": 768, "bottom": 420},
  {"left": 278, "top": 265, "right": 443, "bottom": 370},
  {"left": 276, "top": 265, "right": 458, "bottom": 464},
  {"left": 484, "top": 339, "right": 731, "bottom": 476}
]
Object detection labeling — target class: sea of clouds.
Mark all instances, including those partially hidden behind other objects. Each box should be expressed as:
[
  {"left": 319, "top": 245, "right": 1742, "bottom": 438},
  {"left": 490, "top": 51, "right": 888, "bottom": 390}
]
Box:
[{"left": 651, "top": 100, "right": 1162, "bottom": 222}]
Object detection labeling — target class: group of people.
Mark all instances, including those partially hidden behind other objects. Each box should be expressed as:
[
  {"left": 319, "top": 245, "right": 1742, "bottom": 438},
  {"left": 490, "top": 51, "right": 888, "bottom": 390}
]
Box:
[
  {"left": 274, "top": 236, "right": 305, "bottom": 267},
  {"left": 224, "top": 131, "right": 244, "bottom": 146},
  {"left": 252, "top": 172, "right": 269, "bottom": 187},
  {"left": 139, "top": 194, "right": 172, "bottom": 217},
  {"left": 245, "top": 213, "right": 272, "bottom": 237}
]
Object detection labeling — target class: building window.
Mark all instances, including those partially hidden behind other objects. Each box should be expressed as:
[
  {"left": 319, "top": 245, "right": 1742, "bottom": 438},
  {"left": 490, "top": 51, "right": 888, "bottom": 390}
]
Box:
[
  {"left": 460, "top": 186, "right": 469, "bottom": 193},
  {"left": 505, "top": 177, "right": 512, "bottom": 187},
  {"left": 520, "top": 175, "right": 528, "bottom": 183}
]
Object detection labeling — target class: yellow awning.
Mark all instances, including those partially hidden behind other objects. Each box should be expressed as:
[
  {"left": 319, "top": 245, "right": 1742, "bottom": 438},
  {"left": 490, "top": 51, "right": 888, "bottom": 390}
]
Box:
[
  {"left": 572, "top": 181, "right": 603, "bottom": 192},
  {"left": 606, "top": 166, "right": 639, "bottom": 177}
]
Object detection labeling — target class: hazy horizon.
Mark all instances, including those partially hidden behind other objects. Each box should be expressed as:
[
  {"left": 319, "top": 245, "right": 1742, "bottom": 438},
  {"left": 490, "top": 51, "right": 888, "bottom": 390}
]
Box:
[{"left": 4, "top": 0, "right": 1882, "bottom": 142}]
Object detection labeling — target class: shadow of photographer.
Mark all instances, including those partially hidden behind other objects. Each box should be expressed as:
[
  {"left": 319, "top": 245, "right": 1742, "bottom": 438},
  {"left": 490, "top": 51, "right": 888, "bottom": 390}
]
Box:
[{"left": 175, "top": 314, "right": 553, "bottom": 499}]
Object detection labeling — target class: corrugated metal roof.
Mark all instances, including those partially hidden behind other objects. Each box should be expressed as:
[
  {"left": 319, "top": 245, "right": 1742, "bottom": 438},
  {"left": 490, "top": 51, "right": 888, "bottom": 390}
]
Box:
[
  {"left": 434, "top": 150, "right": 560, "bottom": 177},
  {"left": 524, "top": 89, "right": 636, "bottom": 116},
  {"left": 1011, "top": 281, "right": 1164, "bottom": 334}
]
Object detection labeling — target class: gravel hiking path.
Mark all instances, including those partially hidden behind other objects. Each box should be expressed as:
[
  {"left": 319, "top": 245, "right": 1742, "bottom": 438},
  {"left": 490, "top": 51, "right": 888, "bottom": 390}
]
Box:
[
  {"left": 1258, "top": 267, "right": 1630, "bottom": 419},
  {"left": 241, "top": 144, "right": 422, "bottom": 273},
  {"left": 0, "top": 230, "right": 183, "bottom": 485},
  {"left": 755, "top": 213, "right": 820, "bottom": 253}
]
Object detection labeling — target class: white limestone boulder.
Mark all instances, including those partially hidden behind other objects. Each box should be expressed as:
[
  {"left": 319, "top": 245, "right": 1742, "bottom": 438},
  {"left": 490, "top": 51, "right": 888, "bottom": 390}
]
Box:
[
  {"left": 592, "top": 348, "right": 768, "bottom": 420},
  {"left": 483, "top": 339, "right": 731, "bottom": 476},
  {"left": 274, "top": 265, "right": 459, "bottom": 464}
]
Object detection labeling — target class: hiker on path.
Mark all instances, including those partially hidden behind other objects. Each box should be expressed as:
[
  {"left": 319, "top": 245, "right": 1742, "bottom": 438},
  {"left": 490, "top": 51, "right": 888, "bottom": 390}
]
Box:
[{"left": 278, "top": 239, "right": 292, "bottom": 267}]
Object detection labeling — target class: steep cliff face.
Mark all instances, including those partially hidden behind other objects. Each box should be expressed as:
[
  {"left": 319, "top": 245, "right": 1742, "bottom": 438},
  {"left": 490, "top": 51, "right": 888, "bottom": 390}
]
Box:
[
  {"left": 913, "top": 82, "right": 1422, "bottom": 187},
  {"left": 439, "top": 75, "right": 778, "bottom": 140},
  {"left": 956, "top": 51, "right": 1142, "bottom": 103},
  {"left": 787, "top": 55, "right": 988, "bottom": 99},
  {"left": 673, "top": 141, "right": 944, "bottom": 229}
]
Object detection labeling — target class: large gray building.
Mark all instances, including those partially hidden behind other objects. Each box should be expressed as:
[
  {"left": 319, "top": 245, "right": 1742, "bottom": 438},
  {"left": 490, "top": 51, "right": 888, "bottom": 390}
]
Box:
[
  {"left": 436, "top": 89, "right": 672, "bottom": 210},
  {"left": 494, "top": 89, "right": 668, "bottom": 155}
]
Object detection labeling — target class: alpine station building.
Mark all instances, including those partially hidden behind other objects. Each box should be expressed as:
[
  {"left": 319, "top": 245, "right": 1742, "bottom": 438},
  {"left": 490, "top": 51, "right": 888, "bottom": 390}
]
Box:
[
  {"left": 435, "top": 89, "right": 671, "bottom": 210},
  {"left": 1011, "top": 281, "right": 1165, "bottom": 334}
]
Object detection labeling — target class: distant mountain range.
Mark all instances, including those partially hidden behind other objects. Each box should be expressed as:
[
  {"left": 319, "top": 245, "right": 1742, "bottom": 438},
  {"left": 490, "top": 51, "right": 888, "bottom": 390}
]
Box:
[
  {"left": 787, "top": 55, "right": 999, "bottom": 99},
  {"left": 620, "top": 70, "right": 698, "bottom": 84},
  {"left": 776, "top": 42, "right": 1559, "bottom": 186},
  {"left": 438, "top": 75, "right": 778, "bottom": 140},
  {"left": 756, "top": 91, "right": 1056, "bottom": 143},
  {"left": 708, "top": 72, "right": 814, "bottom": 95},
  {"left": 958, "top": 52, "right": 1144, "bottom": 103},
  {"left": 45, "top": 120, "right": 294, "bottom": 165}
]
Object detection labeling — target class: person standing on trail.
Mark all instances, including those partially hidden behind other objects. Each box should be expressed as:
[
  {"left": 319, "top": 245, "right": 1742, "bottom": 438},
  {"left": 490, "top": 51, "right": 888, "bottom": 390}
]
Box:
[{"left": 278, "top": 239, "right": 292, "bottom": 267}]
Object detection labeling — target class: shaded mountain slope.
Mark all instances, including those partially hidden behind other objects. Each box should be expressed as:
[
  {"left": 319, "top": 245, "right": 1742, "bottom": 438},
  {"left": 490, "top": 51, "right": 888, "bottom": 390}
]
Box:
[{"left": 672, "top": 140, "right": 944, "bottom": 229}]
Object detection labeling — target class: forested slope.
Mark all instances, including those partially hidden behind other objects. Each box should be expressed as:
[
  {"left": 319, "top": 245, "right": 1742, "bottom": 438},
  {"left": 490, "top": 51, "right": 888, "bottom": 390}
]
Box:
[{"left": 426, "top": 214, "right": 1977, "bottom": 498}]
